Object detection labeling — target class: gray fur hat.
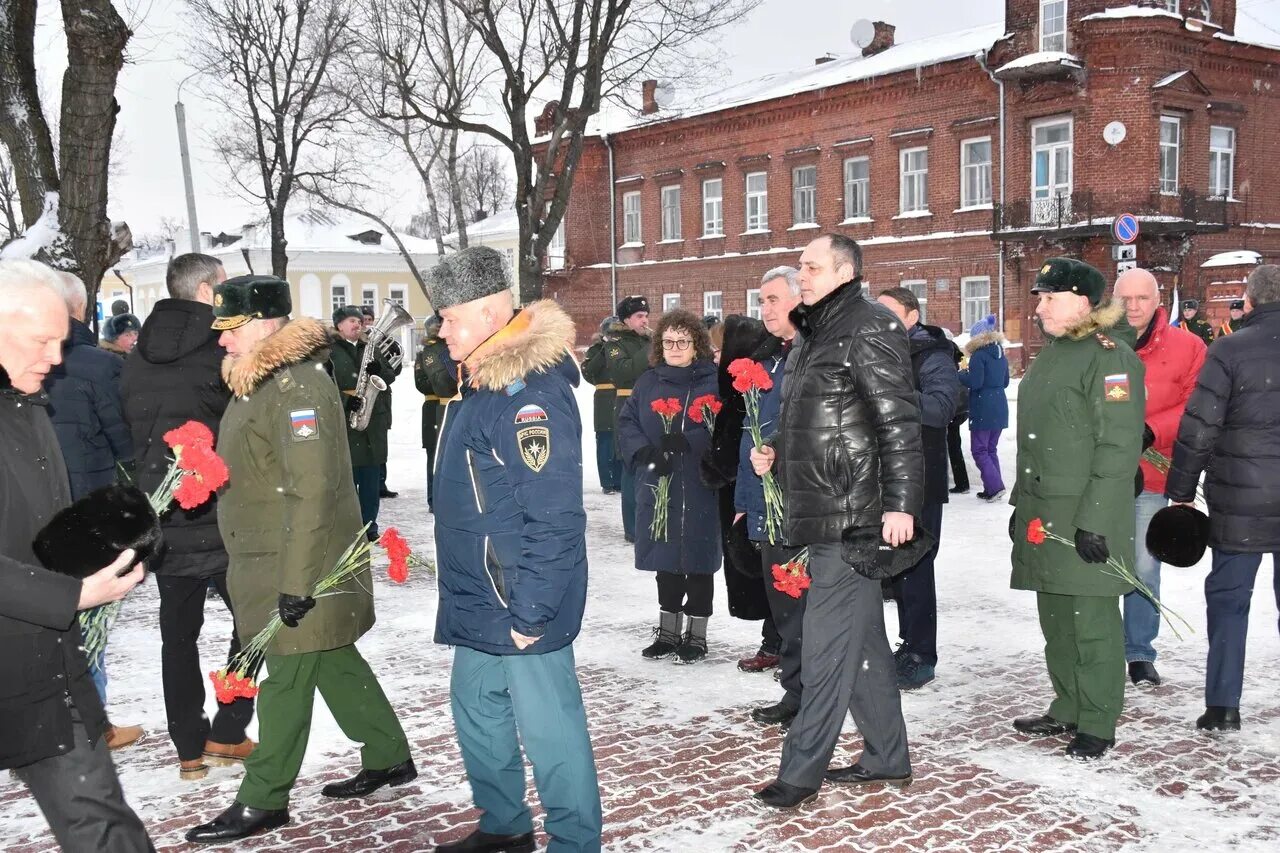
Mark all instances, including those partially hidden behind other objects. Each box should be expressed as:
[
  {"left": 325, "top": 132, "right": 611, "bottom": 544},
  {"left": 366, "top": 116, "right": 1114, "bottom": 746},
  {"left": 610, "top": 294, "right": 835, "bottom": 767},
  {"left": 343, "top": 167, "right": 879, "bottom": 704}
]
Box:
[{"left": 428, "top": 246, "right": 511, "bottom": 310}]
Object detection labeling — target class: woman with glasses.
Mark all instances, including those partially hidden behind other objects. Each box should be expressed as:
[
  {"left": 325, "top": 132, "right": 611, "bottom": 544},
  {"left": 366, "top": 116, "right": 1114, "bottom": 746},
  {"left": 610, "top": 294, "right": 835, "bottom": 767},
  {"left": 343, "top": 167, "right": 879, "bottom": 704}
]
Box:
[{"left": 617, "top": 309, "right": 722, "bottom": 663}]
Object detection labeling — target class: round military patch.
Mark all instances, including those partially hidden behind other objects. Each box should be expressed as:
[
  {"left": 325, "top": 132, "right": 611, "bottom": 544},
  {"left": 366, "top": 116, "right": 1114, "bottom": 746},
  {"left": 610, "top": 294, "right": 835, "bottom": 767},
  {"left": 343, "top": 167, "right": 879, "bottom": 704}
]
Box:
[{"left": 517, "top": 426, "right": 550, "bottom": 472}]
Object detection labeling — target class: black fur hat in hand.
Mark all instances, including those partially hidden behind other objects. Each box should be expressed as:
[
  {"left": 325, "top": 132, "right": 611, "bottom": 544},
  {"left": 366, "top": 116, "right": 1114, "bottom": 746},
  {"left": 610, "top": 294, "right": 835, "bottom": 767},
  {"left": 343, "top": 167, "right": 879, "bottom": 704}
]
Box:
[
  {"left": 842, "top": 522, "right": 938, "bottom": 580},
  {"left": 33, "top": 485, "right": 163, "bottom": 579},
  {"left": 1146, "top": 504, "right": 1210, "bottom": 568}
]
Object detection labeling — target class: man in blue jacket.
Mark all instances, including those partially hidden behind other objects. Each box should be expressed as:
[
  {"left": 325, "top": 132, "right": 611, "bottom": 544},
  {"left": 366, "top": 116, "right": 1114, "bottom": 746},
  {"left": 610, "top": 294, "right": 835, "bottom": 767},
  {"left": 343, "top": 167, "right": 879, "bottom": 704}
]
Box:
[{"left": 429, "top": 247, "right": 601, "bottom": 853}]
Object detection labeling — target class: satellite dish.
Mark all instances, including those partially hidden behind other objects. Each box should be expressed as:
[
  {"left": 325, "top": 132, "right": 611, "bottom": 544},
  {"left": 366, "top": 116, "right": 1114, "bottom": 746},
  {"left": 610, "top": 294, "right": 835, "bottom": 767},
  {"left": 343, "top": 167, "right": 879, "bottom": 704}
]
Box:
[
  {"left": 1103, "top": 120, "right": 1127, "bottom": 146},
  {"left": 653, "top": 81, "right": 676, "bottom": 109},
  {"left": 851, "top": 18, "right": 876, "bottom": 49}
]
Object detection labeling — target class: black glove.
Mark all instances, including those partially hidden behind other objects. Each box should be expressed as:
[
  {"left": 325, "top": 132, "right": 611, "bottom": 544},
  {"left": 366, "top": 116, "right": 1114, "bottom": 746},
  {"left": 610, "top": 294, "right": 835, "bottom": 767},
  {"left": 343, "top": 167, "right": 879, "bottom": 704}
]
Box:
[
  {"left": 344, "top": 395, "right": 362, "bottom": 414},
  {"left": 364, "top": 361, "right": 386, "bottom": 381},
  {"left": 660, "top": 432, "right": 691, "bottom": 455},
  {"left": 1142, "top": 424, "right": 1155, "bottom": 451},
  {"left": 1074, "top": 529, "right": 1110, "bottom": 564},
  {"left": 1134, "top": 467, "right": 1145, "bottom": 498},
  {"left": 634, "top": 446, "right": 674, "bottom": 477},
  {"left": 278, "top": 593, "right": 316, "bottom": 628},
  {"left": 1009, "top": 512, "right": 1016, "bottom": 543}
]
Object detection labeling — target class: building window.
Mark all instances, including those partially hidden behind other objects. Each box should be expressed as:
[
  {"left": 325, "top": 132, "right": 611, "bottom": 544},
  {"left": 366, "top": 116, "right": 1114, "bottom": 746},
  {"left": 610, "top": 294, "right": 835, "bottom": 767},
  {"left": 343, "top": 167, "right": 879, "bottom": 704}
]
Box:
[
  {"left": 745, "top": 172, "right": 769, "bottom": 231},
  {"left": 899, "top": 147, "right": 929, "bottom": 214},
  {"left": 388, "top": 286, "right": 407, "bottom": 306},
  {"left": 960, "top": 137, "right": 992, "bottom": 208},
  {"left": 330, "top": 284, "right": 349, "bottom": 313},
  {"left": 1159, "top": 115, "right": 1181, "bottom": 195},
  {"left": 663, "top": 292, "right": 680, "bottom": 311},
  {"left": 1040, "top": 0, "right": 1067, "bottom": 52},
  {"left": 903, "top": 280, "right": 928, "bottom": 323},
  {"left": 702, "top": 179, "right": 723, "bottom": 237},
  {"left": 622, "top": 191, "right": 642, "bottom": 244},
  {"left": 746, "top": 288, "right": 762, "bottom": 320},
  {"left": 1031, "top": 116, "right": 1073, "bottom": 223},
  {"left": 962, "top": 277, "right": 991, "bottom": 331},
  {"left": 362, "top": 285, "right": 378, "bottom": 307},
  {"left": 1209, "top": 125, "right": 1235, "bottom": 199},
  {"left": 1163, "top": 0, "right": 1180, "bottom": 13},
  {"left": 1198, "top": 1, "right": 1211, "bottom": 21},
  {"left": 660, "top": 185, "right": 682, "bottom": 241},
  {"left": 792, "top": 165, "right": 817, "bottom": 226},
  {"left": 703, "top": 291, "right": 723, "bottom": 320},
  {"left": 546, "top": 215, "right": 566, "bottom": 270},
  {"left": 843, "top": 157, "right": 870, "bottom": 220}
]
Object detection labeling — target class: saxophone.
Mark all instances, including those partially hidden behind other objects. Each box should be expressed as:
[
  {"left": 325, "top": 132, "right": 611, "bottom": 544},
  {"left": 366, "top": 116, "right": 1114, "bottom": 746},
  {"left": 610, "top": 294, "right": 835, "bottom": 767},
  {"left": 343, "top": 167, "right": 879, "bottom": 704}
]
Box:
[{"left": 349, "top": 299, "right": 415, "bottom": 431}]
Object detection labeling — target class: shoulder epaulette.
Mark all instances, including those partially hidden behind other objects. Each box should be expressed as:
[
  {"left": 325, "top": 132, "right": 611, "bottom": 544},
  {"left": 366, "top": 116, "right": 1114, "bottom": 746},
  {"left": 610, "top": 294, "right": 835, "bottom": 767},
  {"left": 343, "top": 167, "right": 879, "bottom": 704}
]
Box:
[
  {"left": 274, "top": 369, "right": 296, "bottom": 391},
  {"left": 1094, "top": 332, "right": 1116, "bottom": 350}
]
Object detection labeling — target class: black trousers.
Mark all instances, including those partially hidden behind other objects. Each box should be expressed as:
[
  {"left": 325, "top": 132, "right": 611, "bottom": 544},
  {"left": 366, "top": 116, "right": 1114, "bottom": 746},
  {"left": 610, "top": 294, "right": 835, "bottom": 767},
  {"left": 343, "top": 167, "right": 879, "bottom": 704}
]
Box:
[
  {"left": 156, "top": 573, "right": 256, "bottom": 761},
  {"left": 890, "top": 501, "right": 944, "bottom": 666},
  {"left": 947, "top": 413, "right": 970, "bottom": 491},
  {"left": 763, "top": 543, "right": 808, "bottom": 709},
  {"left": 656, "top": 572, "right": 714, "bottom": 617},
  {"left": 16, "top": 712, "right": 155, "bottom": 852}
]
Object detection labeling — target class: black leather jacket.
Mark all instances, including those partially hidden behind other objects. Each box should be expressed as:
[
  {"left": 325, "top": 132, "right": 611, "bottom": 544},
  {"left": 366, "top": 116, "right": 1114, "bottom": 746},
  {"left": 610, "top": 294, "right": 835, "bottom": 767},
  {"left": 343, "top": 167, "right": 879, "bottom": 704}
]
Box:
[{"left": 775, "top": 279, "right": 924, "bottom": 545}]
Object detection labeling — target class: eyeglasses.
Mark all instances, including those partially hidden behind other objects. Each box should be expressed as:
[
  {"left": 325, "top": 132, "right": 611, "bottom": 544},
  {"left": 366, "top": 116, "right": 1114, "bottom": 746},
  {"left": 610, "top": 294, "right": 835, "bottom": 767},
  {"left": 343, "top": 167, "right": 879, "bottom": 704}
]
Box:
[{"left": 661, "top": 339, "right": 692, "bottom": 350}]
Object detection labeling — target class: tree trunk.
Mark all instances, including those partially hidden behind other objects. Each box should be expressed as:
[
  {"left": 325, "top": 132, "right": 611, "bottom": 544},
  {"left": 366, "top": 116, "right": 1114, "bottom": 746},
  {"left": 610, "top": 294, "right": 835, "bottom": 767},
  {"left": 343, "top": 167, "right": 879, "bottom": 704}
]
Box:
[
  {"left": 269, "top": 206, "right": 289, "bottom": 278},
  {"left": 446, "top": 129, "right": 468, "bottom": 249},
  {"left": 0, "top": 0, "right": 61, "bottom": 227}
]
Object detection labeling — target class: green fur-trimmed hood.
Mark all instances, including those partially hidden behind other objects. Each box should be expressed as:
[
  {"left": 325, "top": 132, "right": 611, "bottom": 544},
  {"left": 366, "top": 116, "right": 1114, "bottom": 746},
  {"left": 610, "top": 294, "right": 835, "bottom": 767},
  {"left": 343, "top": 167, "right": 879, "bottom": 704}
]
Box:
[
  {"left": 223, "top": 317, "right": 330, "bottom": 396},
  {"left": 465, "top": 299, "right": 578, "bottom": 392}
]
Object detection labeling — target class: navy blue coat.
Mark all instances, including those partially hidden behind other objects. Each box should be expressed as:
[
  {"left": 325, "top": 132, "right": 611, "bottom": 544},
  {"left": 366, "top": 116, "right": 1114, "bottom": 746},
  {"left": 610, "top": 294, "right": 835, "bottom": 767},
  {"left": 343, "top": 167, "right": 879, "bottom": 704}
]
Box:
[
  {"left": 433, "top": 302, "right": 588, "bottom": 655},
  {"left": 617, "top": 360, "right": 722, "bottom": 574},
  {"left": 958, "top": 332, "right": 1010, "bottom": 431},
  {"left": 734, "top": 341, "right": 787, "bottom": 543},
  {"left": 42, "top": 319, "right": 134, "bottom": 500}
]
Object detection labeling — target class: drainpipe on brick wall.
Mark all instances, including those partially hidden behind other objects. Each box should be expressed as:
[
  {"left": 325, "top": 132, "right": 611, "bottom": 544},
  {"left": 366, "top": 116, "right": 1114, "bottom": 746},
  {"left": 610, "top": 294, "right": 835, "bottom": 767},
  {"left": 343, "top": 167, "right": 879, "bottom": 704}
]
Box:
[
  {"left": 979, "top": 52, "right": 1007, "bottom": 334},
  {"left": 604, "top": 132, "right": 619, "bottom": 309}
]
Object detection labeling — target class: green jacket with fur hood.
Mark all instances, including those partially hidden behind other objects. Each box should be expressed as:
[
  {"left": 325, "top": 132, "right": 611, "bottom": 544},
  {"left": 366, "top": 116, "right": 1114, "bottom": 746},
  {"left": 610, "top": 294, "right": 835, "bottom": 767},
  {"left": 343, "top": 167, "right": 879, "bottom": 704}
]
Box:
[{"left": 1010, "top": 302, "right": 1146, "bottom": 596}]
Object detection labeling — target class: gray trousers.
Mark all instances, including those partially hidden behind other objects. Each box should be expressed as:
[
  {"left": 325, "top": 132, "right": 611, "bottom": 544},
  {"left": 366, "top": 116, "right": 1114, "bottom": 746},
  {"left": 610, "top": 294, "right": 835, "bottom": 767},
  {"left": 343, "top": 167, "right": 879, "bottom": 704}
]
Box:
[{"left": 778, "top": 542, "right": 911, "bottom": 789}]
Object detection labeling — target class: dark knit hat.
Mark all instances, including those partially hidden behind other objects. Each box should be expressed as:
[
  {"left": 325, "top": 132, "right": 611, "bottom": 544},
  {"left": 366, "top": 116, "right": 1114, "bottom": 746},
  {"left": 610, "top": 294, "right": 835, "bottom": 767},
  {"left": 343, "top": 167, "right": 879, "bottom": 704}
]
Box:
[
  {"left": 103, "top": 313, "right": 141, "bottom": 341},
  {"left": 616, "top": 295, "right": 649, "bottom": 320},
  {"left": 212, "top": 275, "right": 292, "bottom": 330},
  {"left": 1229, "top": 299, "right": 1245, "bottom": 311},
  {"left": 423, "top": 314, "right": 442, "bottom": 338},
  {"left": 1031, "top": 258, "right": 1107, "bottom": 306},
  {"left": 360, "top": 305, "right": 376, "bottom": 319},
  {"left": 427, "top": 246, "right": 511, "bottom": 310},
  {"left": 110, "top": 299, "right": 130, "bottom": 316},
  {"left": 1146, "top": 505, "right": 1210, "bottom": 568},
  {"left": 333, "top": 305, "right": 364, "bottom": 326}
]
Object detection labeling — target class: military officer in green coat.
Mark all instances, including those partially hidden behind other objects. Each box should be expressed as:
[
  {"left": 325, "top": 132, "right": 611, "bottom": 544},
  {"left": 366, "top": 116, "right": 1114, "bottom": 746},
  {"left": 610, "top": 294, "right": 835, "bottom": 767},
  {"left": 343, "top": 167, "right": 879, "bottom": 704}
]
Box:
[
  {"left": 1010, "top": 258, "right": 1146, "bottom": 761},
  {"left": 413, "top": 314, "right": 456, "bottom": 511},
  {"left": 600, "top": 296, "right": 651, "bottom": 541},
  {"left": 186, "top": 277, "right": 413, "bottom": 844},
  {"left": 581, "top": 315, "right": 623, "bottom": 494},
  {"left": 329, "top": 305, "right": 401, "bottom": 539}
]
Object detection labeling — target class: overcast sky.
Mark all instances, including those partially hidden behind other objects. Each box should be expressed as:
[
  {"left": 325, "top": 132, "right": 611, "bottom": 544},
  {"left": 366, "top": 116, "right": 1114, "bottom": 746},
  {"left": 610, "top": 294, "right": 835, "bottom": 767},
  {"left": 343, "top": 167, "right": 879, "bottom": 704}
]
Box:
[{"left": 31, "top": 0, "right": 1280, "bottom": 239}]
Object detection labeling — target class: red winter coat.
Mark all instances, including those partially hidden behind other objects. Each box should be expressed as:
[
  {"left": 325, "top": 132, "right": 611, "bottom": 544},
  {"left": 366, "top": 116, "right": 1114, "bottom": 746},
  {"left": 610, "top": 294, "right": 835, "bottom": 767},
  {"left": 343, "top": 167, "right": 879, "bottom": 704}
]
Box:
[{"left": 1137, "top": 306, "right": 1206, "bottom": 494}]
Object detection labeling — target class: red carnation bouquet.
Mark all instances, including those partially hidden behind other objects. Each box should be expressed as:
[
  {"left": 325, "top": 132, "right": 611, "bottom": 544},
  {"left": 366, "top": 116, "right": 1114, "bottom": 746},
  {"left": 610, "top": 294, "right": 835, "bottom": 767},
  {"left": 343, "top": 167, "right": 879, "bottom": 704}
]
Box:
[
  {"left": 728, "top": 358, "right": 785, "bottom": 544},
  {"left": 686, "top": 394, "right": 722, "bottom": 433},
  {"left": 80, "top": 421, "right": 229, "bottom": 662},
  {"left": 209, "top": 525, "right": 430, "bottom": 703},
  {"left": 1025, "top": 517, "right": 1191, "bottom": 638},
  {"left": 648, "top": 397, "right": 684, "bottom": 542},
  {"left": 772, "top": 548, "right": 811, "bottom": 599}
]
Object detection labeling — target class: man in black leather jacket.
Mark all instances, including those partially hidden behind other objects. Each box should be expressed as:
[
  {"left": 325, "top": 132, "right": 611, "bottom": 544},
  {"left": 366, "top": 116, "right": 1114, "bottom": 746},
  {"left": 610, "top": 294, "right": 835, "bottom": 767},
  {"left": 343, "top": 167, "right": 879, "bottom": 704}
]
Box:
[{"left": 750, "top": 234, "right": 923, "bottom": 809}]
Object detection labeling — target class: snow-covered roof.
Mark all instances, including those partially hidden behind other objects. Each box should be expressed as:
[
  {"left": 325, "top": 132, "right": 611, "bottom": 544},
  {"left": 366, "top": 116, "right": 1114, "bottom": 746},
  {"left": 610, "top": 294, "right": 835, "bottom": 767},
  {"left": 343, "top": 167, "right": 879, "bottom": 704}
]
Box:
[
  {"left": 993, "top": 50, "right": 1083, "bottom": 75},
  {"left": 1081, "top": 5, "right": 1182, "bottom": 23},
  {"left": 449, "top": 208, "right": 519, "bottom": 243},
  {"left": 1201, "top": 250, "right": 1262, "bottom": 269},
  {"left": 236, "top": 208, "right": 437, "bottom": 255},
  {"left": 1153, "top": 70, "right": 1190, "bottom": 88}
]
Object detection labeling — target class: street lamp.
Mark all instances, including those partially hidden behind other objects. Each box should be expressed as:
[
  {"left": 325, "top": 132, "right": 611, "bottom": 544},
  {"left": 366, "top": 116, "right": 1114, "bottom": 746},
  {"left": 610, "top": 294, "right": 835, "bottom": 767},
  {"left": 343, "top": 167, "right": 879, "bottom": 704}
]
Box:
[{"left": 176, "top": 72, "right": 202, "bottom": 254}]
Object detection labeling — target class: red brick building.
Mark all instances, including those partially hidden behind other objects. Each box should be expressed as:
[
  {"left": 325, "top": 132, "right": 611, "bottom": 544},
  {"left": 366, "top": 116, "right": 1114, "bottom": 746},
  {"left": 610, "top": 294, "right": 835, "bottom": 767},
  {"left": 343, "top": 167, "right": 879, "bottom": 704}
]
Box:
[{"left": 541, "top": 0, "right": 1280, "bottom": 364}]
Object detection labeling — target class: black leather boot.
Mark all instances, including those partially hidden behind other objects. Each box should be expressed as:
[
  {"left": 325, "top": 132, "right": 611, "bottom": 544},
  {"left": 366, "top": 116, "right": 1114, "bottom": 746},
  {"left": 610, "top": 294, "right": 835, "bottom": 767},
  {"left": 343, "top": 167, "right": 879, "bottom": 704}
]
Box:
[
  {"left": 1065, "top": 732, "right": 1114, "bottom": 759},
  {"left": 1128, "top": 661, "right": 1162, "bottom": 686},
  {"left": 321, "top": 758, "right": 418, "bottom": 798},
  {"left": 185, "top": 801, "right": 290, "bottom": 843},
  {"left": 753, "top": 779, "right": 819, "bottom": 809},
  {"left": 824, "top": 763, "right": 912, "bottom": 786},
  {"left": 1013, "top": 714, "right": 1077, "bottom": 737},
  {"left": 750, "top": 701, "right": 798, "bottom": 727},
  {"left": 434, "top": 827, "right": 536, "bottom": 853},
  {"left": 1197, "top": 706, "right": 1241, "bottom": 732}
]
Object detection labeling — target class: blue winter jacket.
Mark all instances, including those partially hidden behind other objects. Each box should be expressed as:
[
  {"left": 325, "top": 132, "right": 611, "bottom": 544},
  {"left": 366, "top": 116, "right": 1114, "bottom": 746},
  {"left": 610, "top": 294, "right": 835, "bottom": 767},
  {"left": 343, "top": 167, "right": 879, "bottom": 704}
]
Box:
[
  {"left": 734, "top": 339, "right": 788, "bottom": 542},
  {"left": 433, "top": 302, "right": 588, "bottom": 655},
  {"left": 42, "top": 319, "right": 134, "bottom": 500},
  {"left": 617, "top": 359, "right": 722, "bottom": 574},
  {"left": 958, "top": 331, "right": 1010, "bottom": 431}
]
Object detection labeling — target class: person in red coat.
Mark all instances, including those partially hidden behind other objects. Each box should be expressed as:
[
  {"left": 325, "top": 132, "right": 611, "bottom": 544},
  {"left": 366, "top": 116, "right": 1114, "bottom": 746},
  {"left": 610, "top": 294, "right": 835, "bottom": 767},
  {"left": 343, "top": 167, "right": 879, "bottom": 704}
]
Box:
[{"left": 1113, "top": 269, "right": 1206, "bottom": 686}]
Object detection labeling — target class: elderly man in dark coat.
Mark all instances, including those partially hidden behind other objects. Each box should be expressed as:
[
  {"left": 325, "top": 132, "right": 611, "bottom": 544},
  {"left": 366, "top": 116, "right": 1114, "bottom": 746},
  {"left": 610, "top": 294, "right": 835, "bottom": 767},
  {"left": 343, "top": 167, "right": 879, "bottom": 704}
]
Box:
[{"left": 0, "top": 258, "right": 152, "bottom": 852}]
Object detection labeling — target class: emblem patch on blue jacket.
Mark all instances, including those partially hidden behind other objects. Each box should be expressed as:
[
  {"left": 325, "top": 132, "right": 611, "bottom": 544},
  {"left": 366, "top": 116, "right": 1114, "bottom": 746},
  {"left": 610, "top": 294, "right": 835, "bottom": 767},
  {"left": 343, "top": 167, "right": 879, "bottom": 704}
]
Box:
[
  {"left": 514, "top": 404, "right": 548, "bottom": 424},
  {"left": 516, "top": 426, "right": 550, "bottom": 472}
]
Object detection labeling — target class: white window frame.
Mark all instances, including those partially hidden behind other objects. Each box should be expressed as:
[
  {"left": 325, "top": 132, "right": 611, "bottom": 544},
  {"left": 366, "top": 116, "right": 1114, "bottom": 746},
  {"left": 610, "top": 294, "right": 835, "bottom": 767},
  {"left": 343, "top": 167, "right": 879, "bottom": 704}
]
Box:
[
  {"left": 791, "top": 165, "right": 817, "bottom": 226},
  {"left": 660, "top": 185, "right": 682, "bottom": 241},
  {"left": 1198, "top": 1, "right": 1211, "bottom": 22},
  {"left": 703, "top": 290, "right": 723, "bottom": 320},
  {"left": 361, "top": 285, "right": 378, "bottom": 308},
  {"left": 662, "top": 292, "right": 681, "bottom": 312},
  {"left": 1031, "top": 116, "right": 1073, "bottom": 224},
  {"left": 744, "top": 171, "right": 769, "bottom": 231},
  {"left": 898, "top": 147, "right": 929, "bottom": 215},
  {"left": 1040, "top": 0, "right": 1067, "bottom": 53},
  {"left": 960, "top": 137, "right": 993, "bottom": 208},
  {"left": 1209, "top": 125, "right": 1235, "bottom": 200},
  {"left": 330, "top": 284, "right": 349, "bottom": 314},
  {"left": 843, "top": 156, "right": 870, "bottom": 220},
  {"left": 546, "top": 216, "right": 566, "bottom": 270},
  {"left": 746, "top": 288, "right": 762, "bottom": 320},
  {"left": 902, "top": 280, "right": 928, "bottom": 323},
  {"left": 388, "top": 285, "right": 407, "bottom": 307},
  {"left": 1163, "top": 0, "right": 1180, "bottom": 13},
  {"left": 622, "top": 191, "right": 642, "bottom": 244},
  {"left": 702, "top": 178, "right": 723, "bottom": 237},
  {"left": 962, "top": 277, "right": 991, "bottom": 331},
  {"left": 1159, "top": 115, "right": 1181, "bottom": 196}
]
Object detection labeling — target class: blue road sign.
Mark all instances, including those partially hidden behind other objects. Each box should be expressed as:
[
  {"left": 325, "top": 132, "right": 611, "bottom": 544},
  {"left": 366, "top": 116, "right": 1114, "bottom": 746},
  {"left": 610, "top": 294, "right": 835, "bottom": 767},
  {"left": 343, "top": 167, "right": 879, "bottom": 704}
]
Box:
[{"left": 1113, "top": 213, "right": 1139, "bottom": 245}]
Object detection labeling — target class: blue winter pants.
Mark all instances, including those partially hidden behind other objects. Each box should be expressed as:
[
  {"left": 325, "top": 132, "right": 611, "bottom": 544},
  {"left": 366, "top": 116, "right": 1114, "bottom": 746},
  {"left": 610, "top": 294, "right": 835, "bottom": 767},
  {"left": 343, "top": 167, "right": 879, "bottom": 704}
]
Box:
[
  {"left": 1205, "top": 549, "right": 1280, "bottom": 708},
  {"left": 352, "top": 465, "right": 381, "bottom": 537},
  {"left": 451, "top": 645, "right": 602, "bottom": 852},
  {"left": 595, "top": 431, "right": 623, "bottom": 492},
  {"left": 620, "top": 467, "right": 637, "bottom": 540}
]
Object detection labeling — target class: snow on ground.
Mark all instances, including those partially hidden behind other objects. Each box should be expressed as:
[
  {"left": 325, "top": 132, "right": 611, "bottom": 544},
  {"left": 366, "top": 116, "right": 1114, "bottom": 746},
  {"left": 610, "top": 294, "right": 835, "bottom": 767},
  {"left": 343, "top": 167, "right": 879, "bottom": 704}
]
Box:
[{"left": 2, "top": 375, "right": 1278, "bottom": 851}]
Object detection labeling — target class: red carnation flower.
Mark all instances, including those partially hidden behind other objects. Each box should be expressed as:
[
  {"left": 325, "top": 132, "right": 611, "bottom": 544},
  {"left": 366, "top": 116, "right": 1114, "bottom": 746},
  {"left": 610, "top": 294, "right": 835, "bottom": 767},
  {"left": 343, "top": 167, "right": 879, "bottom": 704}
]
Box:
[
  {"left": 173, "top": 476, "right": 213, "bottom": 511},
  {"left": 164, "top": 421, "right": 215, "bottom": 453},
  {"left": 388, "top": 559, "right": 409, "bottom": 584},
  {"left": 771, "top": 561, "right": 811, "bottom": 599},
  {"left": 1027, "top": 518, "right": 1047, "bottom": 545},
  {"left": 378, "top": 527, "right": 412, "bottom": 562}
]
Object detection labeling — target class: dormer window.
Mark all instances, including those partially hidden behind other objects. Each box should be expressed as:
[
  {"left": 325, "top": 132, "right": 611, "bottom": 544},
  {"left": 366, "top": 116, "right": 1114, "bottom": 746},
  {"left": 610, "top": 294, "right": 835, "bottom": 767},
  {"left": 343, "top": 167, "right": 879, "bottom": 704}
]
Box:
[
  {"left": 1040, "top": 0, "right": 1067, "bottom": 52},
  {"left": 1199, "top": 1, "right": 1212, "bottom": 22}
]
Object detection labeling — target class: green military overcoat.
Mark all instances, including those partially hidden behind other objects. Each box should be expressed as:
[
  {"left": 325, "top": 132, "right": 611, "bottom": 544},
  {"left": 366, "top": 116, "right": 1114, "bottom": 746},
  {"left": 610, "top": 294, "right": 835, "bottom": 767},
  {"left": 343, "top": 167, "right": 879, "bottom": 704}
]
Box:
[
  {"left": 218, "top": 317, "right": 374, "bottom": 655},
  {"left": 329, "top": 332, "right": 400, "bottom": 467},
  {"left": 600, "top": 325, "right": 651, "bottom": 430},
  {"left": 580, "top": 332, "right": 619, "bottom": 432},
  {"left": 1010, "top": 302, "right": 1146, "bottom": 597}
]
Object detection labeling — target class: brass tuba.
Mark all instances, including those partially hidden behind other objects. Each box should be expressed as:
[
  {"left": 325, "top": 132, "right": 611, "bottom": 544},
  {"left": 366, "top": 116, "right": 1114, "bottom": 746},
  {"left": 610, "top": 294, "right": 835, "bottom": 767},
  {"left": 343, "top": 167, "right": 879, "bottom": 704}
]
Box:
[{"left": 349, "top": 299, "right": 415, "bottom": 431}]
